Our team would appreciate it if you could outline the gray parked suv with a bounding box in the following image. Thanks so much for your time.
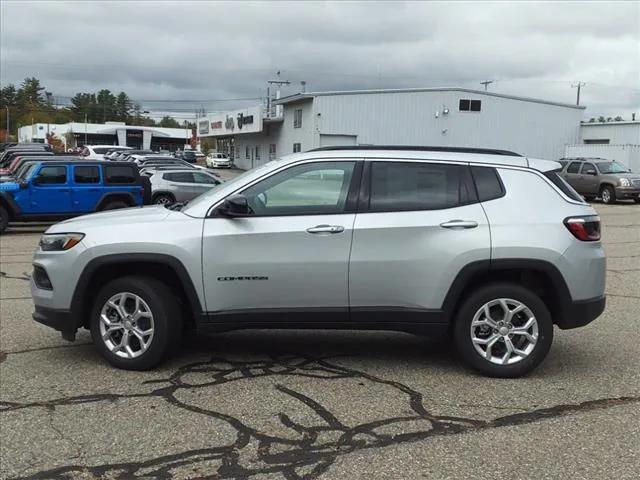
[559,157,640,204]
[31,146,606,377]
[149,169,222,205]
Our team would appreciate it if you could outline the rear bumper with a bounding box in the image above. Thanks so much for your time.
[556,295,606,330]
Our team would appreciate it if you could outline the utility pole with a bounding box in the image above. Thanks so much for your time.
[572,82,586,106]
[267,73,291,118]
[5,106,9,142]
[480,80,494,91]
[84,113,88,145]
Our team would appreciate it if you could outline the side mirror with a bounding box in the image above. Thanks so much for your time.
[19,181,28,189]
[31,177,41,185]
[585,169,597,176]
[218,194,251,217]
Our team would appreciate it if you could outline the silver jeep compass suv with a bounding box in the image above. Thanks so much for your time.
[31,146,606,377]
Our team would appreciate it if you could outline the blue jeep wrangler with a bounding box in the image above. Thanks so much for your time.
[0,161,146,233]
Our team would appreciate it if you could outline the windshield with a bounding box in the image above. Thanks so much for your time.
[597,162,629,174]
[18,163,38,180]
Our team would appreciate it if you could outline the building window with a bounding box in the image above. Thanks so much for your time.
[269,143,277,160]
[584,139,610,144]
[255,145,261,160]
[294,109,303,128]
[459,99,481,112]
[293,143,301,153]
[246,146,250,159]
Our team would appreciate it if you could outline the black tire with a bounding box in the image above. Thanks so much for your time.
[90,276,183,370]
[153,193,174,206]
[453,283,553,378]
[0,205,8,234]
[634,196,640,204]
[600,185,616,204]
[101,200,129,211]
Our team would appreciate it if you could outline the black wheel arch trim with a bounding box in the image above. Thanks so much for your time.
[69,253,204,330]
[0,191,20,217]
[441,258,602,328]
[95,192,137,210]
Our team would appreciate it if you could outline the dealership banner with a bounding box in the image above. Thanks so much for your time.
[200,106,263,136]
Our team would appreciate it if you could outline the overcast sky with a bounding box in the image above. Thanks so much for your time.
[1,1,638,119]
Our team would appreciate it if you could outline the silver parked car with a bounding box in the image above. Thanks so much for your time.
[559,157,640,204]
[31,146,606,377]
[149,169,222,205]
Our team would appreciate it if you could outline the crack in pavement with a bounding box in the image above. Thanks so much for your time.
[0,343,93,364]
[0,270,32,281]
[2,354,639,480]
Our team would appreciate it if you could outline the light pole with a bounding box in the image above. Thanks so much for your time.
[5,106,9,142]
[84,113,88,145]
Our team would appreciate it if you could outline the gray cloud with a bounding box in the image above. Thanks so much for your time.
[1,0,638,118]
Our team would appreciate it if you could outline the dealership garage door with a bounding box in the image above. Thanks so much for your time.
[319,134,357,147]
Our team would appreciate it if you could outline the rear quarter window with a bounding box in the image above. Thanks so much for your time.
[471,166,505,201]
[543,170,584,202]
[104,165,137,184]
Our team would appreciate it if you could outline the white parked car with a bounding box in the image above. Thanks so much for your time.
[206,152,232,168]
[82,145,122,160]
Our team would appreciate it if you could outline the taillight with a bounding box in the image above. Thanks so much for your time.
[564,216,601,241]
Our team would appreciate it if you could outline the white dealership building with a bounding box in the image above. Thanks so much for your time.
[199,87,586,170]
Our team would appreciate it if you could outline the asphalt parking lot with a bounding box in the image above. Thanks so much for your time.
[0,202,638,480]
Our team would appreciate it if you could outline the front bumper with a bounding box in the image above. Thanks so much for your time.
[556,295,606,330]
[615,187,640,199]
[33,305,78,340]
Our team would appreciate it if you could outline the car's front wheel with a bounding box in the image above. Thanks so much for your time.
[153,194,174,205]
[600,185,616,204]
[90,276,182,370]
[454,283,553,377]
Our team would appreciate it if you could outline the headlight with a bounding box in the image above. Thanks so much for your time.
[619,178,631,187]
[39,233,84,251]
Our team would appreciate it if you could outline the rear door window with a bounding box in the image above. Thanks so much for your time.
[105,165,137,184]
[74,166,100,184]
[368,162,474,212]
[581,162,596,174]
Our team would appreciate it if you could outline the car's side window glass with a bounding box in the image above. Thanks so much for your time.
[241,161,356,216]
[566,162,581,174]
[74,166,100,184]
[36,166,67,185]
[581,163,596,174]
[165,172,195,183]
[105,166,136,184]
[369,162,467,212]
[193,172,219,184]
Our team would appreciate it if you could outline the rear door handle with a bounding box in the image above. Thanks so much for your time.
[440,220,478,229]
[306,225,345,234]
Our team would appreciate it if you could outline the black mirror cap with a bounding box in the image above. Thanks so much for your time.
[219,194,250,217]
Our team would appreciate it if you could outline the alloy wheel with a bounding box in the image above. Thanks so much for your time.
[601,189,611,203]
[470,298,539,365]
[99,292,155,359]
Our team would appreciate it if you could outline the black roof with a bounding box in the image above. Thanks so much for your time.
[309,145,523,157]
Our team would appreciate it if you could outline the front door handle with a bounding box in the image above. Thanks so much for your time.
[440,220,478,229]
[306,225,344,234]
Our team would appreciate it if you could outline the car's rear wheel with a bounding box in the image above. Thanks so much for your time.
[634,196,640,204]
[101,200,129,211]
[0,205,8,234]
[153,194,174,205]
[454,283,553,378]
[90,276,182,370]
[600,185,616,204]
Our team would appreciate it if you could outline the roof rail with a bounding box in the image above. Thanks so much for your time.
[309,145,523,157]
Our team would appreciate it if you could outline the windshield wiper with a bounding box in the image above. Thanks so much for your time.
[167,200,189,211]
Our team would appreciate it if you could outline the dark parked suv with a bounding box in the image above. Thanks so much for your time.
[559,157,640,204]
